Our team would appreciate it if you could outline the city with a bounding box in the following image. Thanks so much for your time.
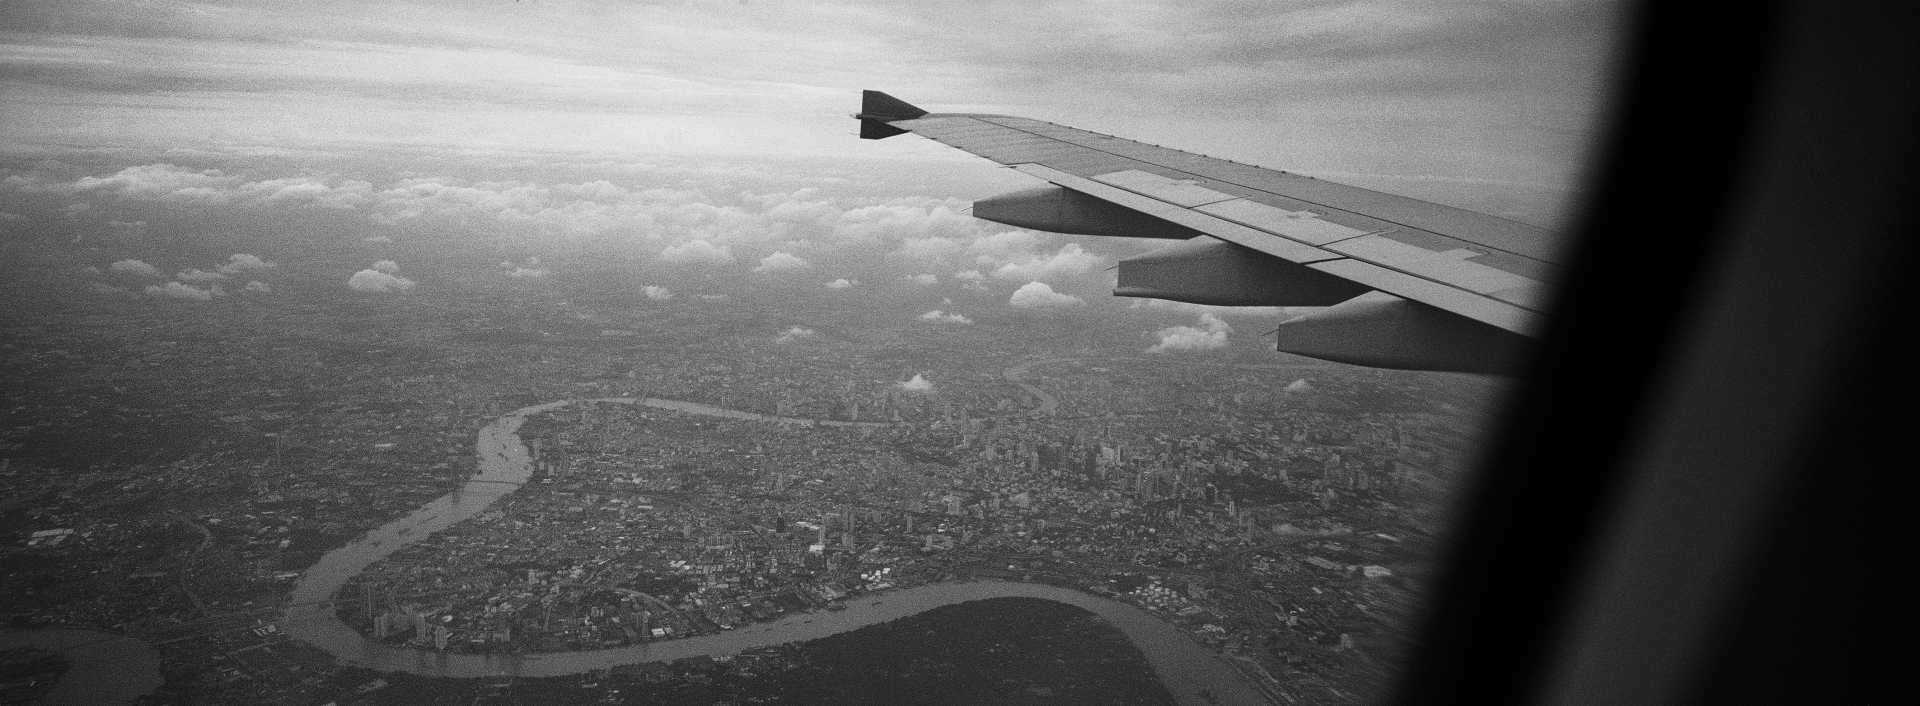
[1,253,1501,703]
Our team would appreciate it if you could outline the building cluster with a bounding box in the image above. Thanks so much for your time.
[330,389,1476,706]
[1,289,1500,703]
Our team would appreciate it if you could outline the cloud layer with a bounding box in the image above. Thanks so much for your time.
[0,0,1616,216]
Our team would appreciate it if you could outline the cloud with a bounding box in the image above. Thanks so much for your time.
[660,238,734,265]
[68,164,373,209]
[107,220,147,238]
[897,374,935,392]
[1147,313,1231,353]
[175,268,228,283]
[643,285,674,300]
[774,326,817,344]
[217,253,276,274]
[953,269,989,291]
[144,281,220,301]
[905,273,939,286]
[243,280,272,294]
[893,236,963,265]
[348,269,416,293]
[500,256,543,277]
[918,310,973,325]
[0,0,1609,215]
[1007,281,1084,309]
[836,202,980,248]
[1284,379,1315,393]
[75,164,237,203]
[109,259,161,278]
[966,230,1049,266]
[990,243,1105,281]
[824,278,857,289]
[751,251,811,274]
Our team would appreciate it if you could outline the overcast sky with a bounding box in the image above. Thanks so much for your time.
[0,0,1624,359]
[2,0,1621,193]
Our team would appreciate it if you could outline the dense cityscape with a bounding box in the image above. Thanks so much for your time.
[0,242,1503,704]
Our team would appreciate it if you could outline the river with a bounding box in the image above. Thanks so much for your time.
[281,396,1270,704]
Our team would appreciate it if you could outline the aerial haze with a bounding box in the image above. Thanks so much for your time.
[1,1,1619,703]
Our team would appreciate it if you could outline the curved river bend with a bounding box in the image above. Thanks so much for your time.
[283,397,1267,705]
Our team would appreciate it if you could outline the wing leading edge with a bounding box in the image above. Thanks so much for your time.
[856,90,1559,374]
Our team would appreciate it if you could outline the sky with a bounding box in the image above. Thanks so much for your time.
[0,0,1623,351]
[1,0,1620,183]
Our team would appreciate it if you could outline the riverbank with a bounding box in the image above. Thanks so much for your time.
[281,396,1268,705]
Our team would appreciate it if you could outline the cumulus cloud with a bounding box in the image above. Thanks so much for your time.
[348,269,416,293]
[752,251,811,274]
[906,273,939,286]
[218,253,276,274]
[109,259,161,278]
[835,201,978,248]
[897,374,935,392]
[824,278,858,289]
[175,268,228,283]
[1147,313,1232,353]
[243,280,272,294]
[1007,281,1084,309]
[991,243,1105,281]
[75,164,236,203]
[372,259,401,274]
[660,238,734,265]
[918,310,974,325]
[774,326,817,344]
[1284,379,1315,393]
[145,281,219,301]
[643,285,674,300]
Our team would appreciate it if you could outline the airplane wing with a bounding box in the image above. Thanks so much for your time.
[856,90,1559,374]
